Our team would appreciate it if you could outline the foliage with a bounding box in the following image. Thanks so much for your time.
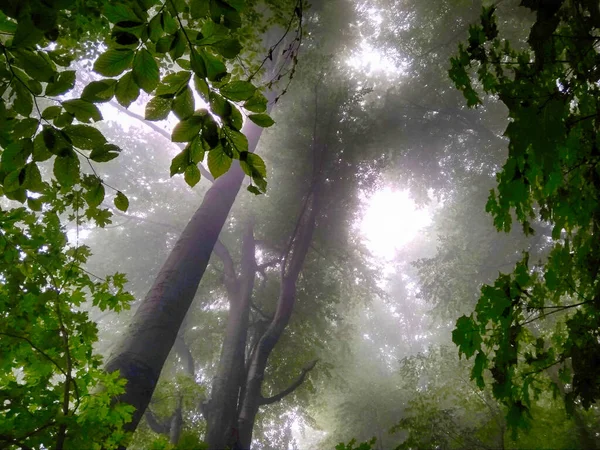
[335,437,377,450]
[0,205,135,449]
[0,0,296,448]
[450,1,600,435]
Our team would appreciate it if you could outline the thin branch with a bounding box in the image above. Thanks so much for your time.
[260,359,318,405]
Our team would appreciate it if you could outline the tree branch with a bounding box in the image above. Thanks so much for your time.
[259,359,318,405]
[145,408,171,435]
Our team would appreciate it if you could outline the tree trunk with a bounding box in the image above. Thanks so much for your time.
[206,223,256,450]
[236,179,322,449]
[104,114,269,436]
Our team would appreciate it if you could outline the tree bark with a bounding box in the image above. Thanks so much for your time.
[206,223,256,450]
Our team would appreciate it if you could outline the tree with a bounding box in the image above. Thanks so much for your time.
[449,2,600,439]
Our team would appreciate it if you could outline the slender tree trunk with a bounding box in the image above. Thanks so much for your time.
[236,180,322,449]
[104,115,269,436]
[206,223,256,450]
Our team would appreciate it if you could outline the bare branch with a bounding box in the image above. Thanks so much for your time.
[260,359,318,405]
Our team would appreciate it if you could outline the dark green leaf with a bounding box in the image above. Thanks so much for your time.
[93,49,135,77]
[85,183,105,208]
[63,125,107,150]
[132,49,159,93]
[114,191,129,212]
[22,162,44,192]
[199,50,227,81]
[220,80,255,102]
[145,96,172,121]
[13,118,39,139]
[90,144,121,162]
[33,133,52,162]
[81,80,117,103]
[53,149,80,187]
[41,106,62,120]
[104,3,141,24]
[16,49,55,82]
[115,72,140,107]
[155,71,191,96]
[62,99,103,123]
[45,70,76,96]
[173,87,195,119]
[213,39,242,58]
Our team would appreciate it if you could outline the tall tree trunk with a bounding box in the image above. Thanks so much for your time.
[206,223,256,450]
[104,110,271,436]
[236,179,322,449]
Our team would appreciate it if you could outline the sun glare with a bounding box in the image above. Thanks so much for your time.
[359,188,431,259]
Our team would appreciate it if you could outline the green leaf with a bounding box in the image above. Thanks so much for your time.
[155,71,191,96]
[172,116,203,142]
[13,81,33,116]
[199,50,227,81]
[104,3,141,24]
[27,197,42,211]
[53,149,80,187]
[62,99,103,123]
[63,125,107,150]
[173,87,195,119]
[41,106,62,120]
[85,182,105,208]
[209,92,230,118]
[27,79,43,95]
[169,148,189,176]
[156,35,174,53]
[115,72,140,107]
[248,113,274,128]
[145,96,172,121]
[22,162,44,192]
[213,39,242,58]
[220,80,256,102]
[1,140,31,173]
[190,0,210,18]
[170,30,187,60]
[3,169,24,193]
[194,75,210,100]
[94,49,135,77]
[184,164,201,187]
[114,191,129,212]
[33,133,53,162]
[16,49,55,82]
[90,144,121,162]
[148,13,163,42]
[190,49,207,78]
[187,137,205,163]
[247,185,261,195]
[225,127,248,153]
[240,153,266,178]
[208,145,232,178]
[81,80,117,103]
[243,91,268,113]
[13,118,39,139]
[132,49,159,93]
[45,70,76,96]
[452,315,482,359]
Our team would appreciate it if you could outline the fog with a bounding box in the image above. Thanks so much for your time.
[2,0,599,449]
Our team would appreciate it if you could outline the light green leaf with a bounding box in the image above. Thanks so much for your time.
[184,164,201,187]
[104,3,141,24]
[94,49,135,77]
[208,145,232,178]
[172,116,203,142]
[145,96,172,121]
[170,148,189,176]
[248,113,274,128]
[132,49,159,93]
[220,80,256,102]
[243,91,268,113]
[155,71,191,96]
[225,127,248,153]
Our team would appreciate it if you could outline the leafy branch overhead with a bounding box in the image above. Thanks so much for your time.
[0,0,278,228]
[450,2,600,436]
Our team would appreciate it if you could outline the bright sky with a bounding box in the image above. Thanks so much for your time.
[358,188,431,260]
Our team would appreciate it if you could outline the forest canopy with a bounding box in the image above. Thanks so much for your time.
[0,0,599,449]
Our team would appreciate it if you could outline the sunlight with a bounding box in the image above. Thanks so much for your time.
[359,188,431,259]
